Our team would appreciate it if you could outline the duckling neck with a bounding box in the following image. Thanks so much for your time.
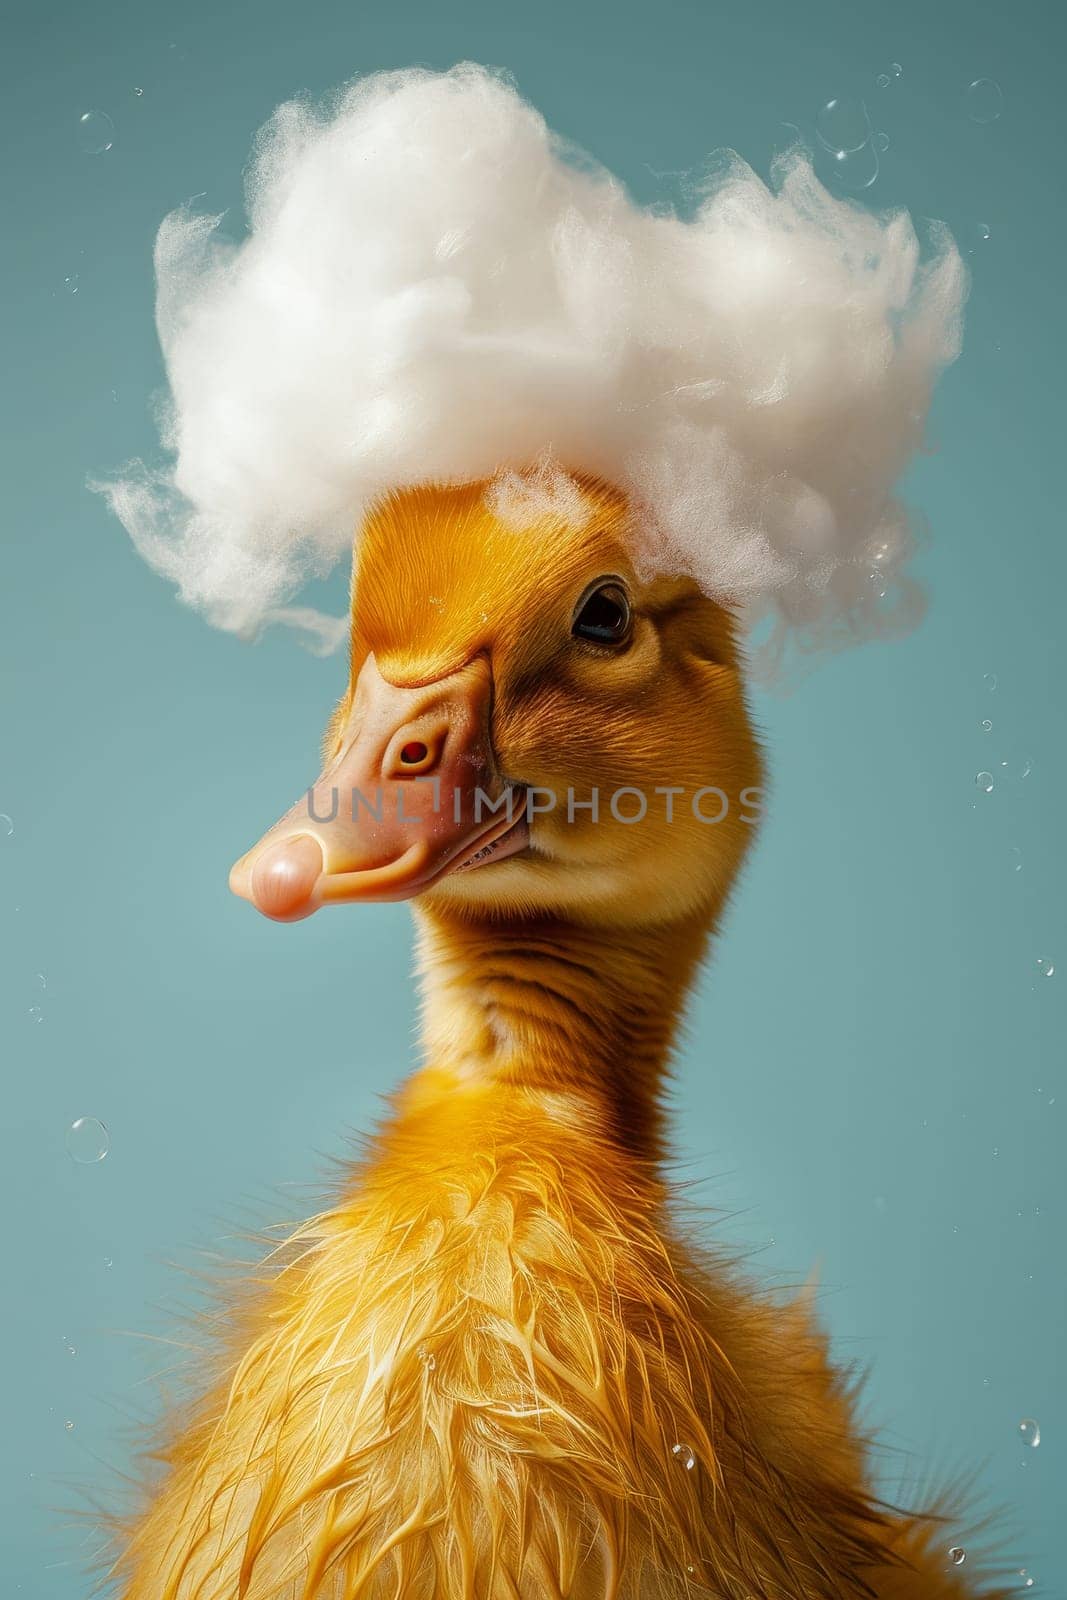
[406,904,713,1159]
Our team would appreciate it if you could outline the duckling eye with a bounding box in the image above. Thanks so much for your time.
[572,581,633,647]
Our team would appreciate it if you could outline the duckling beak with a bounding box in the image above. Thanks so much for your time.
[228,653,527,921]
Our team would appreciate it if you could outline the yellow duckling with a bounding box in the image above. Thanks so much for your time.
[112,477,1003,1598]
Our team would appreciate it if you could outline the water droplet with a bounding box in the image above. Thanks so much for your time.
[1036,959,1055,980]
[671,1442,696,1471]
[64,1419,75,1432]
[28,1006,43,1024]
[984,672,998,692]
[418,1345,436,1372]
[77,109,115,154]
[816,96,871,154]
[966,78,1004,124]
[1018,1417,1040,1448]
[949,1547,966,1567]
[1018,1570,1035,1589]
[0,814,12,836]
[981,719,992,733]
[66,1117,110,1164]
[976,772,994,793]
[876,73,890,89]
[64,274,80,295]
[874,130,890,152]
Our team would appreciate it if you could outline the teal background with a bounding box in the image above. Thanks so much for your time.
[1,0,1063,1591]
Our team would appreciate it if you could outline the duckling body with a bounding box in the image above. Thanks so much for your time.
[115,482,1002,1597]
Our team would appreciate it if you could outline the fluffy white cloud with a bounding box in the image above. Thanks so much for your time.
[95,63,965,677]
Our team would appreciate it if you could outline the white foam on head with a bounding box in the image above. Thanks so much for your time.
[485,455,594,533]
[94,63,966,675]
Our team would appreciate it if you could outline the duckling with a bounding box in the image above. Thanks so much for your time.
[112,476,1004,1599]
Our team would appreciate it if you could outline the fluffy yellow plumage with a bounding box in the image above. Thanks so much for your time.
[111,479,1005,1598]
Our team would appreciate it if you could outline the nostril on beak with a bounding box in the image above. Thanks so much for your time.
[386,724,447,779]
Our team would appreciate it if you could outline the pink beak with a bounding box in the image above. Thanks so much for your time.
[228,654,528,921]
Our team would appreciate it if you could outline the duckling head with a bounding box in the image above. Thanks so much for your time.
[230,470,762,931]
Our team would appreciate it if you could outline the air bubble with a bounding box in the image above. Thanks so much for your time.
[949,1547,966,1567]
[966,78,1004,124]
[977,223,992,242]
[976,772,994,793]
[77,109,115,154]
[671,1442,696,1471]
[815,96,871,154]
[983,672,998,691]
[874,130,890,152]
[1036,959,1055,980]
[64,1420,75,1432]
[890,62,903,77]
[827,140,880,192]
[28,1006,43,1024]
[1018,1417,1040,1448]
[981,719,992,733]
[1009,847,1023,872]
[0,814,12,836]
[876,74,890,89]
[133,86,144,97]
[64,274,80,295]
[1018,1571,1034,1589]
[66,1117,110,1164]
[418,1345,436,1372]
